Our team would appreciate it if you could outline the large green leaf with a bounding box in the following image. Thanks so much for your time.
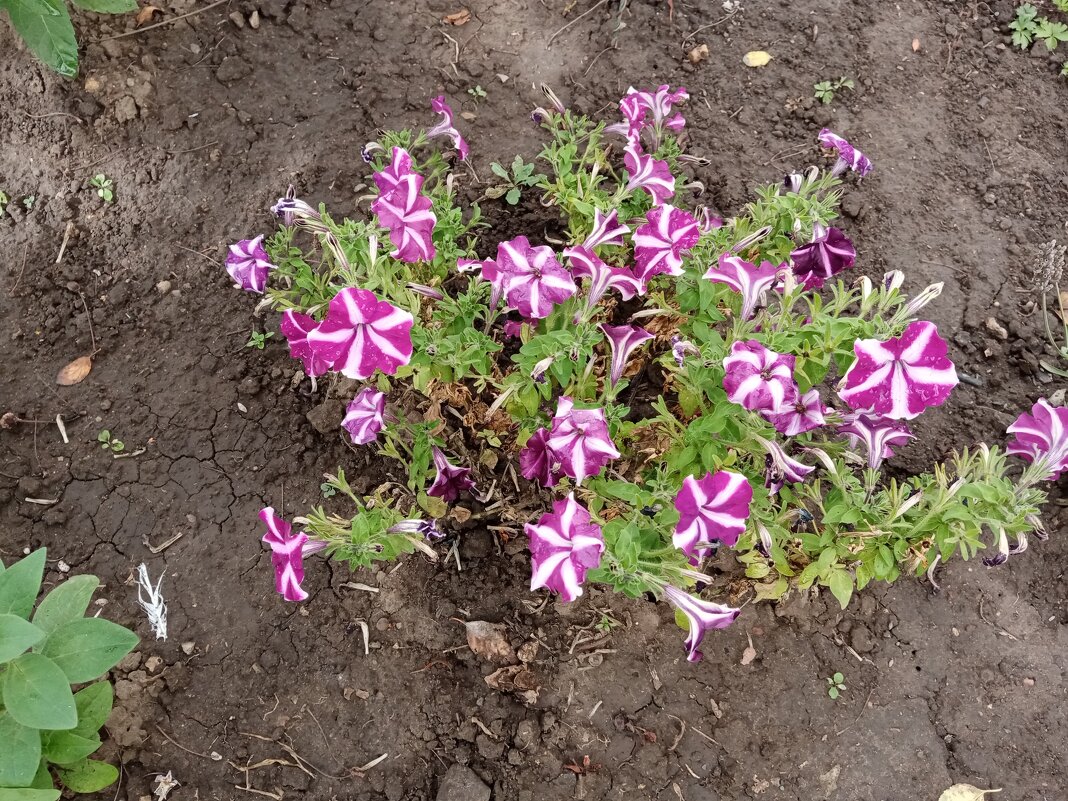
[1,652,77,730]
[0,613,46,663]
[72,681,113,735]
[1,0,78,78]
[42,730,101,765]
[0,548,46,619]
[0,710,42,787]
[70,0,136,11]
[39,618,137,683]
[55,759,118,793]
[31,576,99,635]
[0,790,60,801]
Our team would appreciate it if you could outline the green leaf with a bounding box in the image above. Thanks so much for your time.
[489,162,510,180]
[31,575,99,634]
[55,759,118,793]
[0,548,47,619]
[505,187,521,205]
[30,759,54,789]
[1,0,79,78]
[827,686,839,699]
[42,730,101,765]
[39,618,138,683]
[0,613,46,662]
[69,0,136,11]
[1,652,77,729]
[72,682,113,735]
[0,709,42,786]
[827,569,854,609]
[0,790,60,801]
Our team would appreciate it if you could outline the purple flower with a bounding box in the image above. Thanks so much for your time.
[671,336,699,367]
[703,253,782,320]
[260,507,325,603]
[271,192,319,226]
[757,437,815,494]
[722,340,799,413]
[373,146,415,193]
[838,321,958,420]
[609,85,689,146]
[502,319,525,339]
[496,236,577,319]
[342,388,387,445]
[520,427,564,488]
[307,287,414,380]
[662,584,739,663]
[818,129,873,177]
[633,204,700,287]
[696,207,724,232]
[762,388,827,436]
[1006,398,1068,480]
[225,236,275,293]
[388,519,444,541]
[566,246,643,310]
[623,139,675,205]
[600,324,654,388]
[371,173,437,263]
[280,310,332,377]
[547,397,621,485]
[427,446,476,502]
[427,95,469,161]
[790,224,856,290]
[840,412,913,470]
[525,493,605,603]
[673,470,753,561]
[582,209,630,250]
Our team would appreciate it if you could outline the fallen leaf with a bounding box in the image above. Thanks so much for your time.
[56,355,92,386]
[449,505,472,524]
[937,785,1001,801]
[460,110,477,121]
[444,8,471,25]
[740,632,757,665]
[742,50,772,68]
[688,43,709,64]
[464,620,517,663]
[135,5,161,25]
[516,640,539,663]
[912,37,922,52]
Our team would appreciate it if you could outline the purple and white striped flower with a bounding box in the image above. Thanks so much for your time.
[703,253,782,320]
[459,257,507,309]
[271,191,319,226]
[566,246,643,310]
[818,129,873,177]
[838,321,958,420]
[600,324,654,388]
[388,518,444,541]
[661,583,739,663]
[757,437,815,494]
[623,139,675,205]
[608,85,689,145]
[342,388,387,445]
[372,147,415,193]
[525,493,605,603]
[763,388,828,436]
[722,340,799,413]
[260,507,326,603]
[633,204,700,287]
[225,236,275,293]
[520,427,564,488]
[839,412,913,470]
[280,310,332,377]
[673,471,753,561]
[427,446,476,502]
[1006,398,1068,480]
[582,208,630,250]
[790,224,856,290]
[496,236,577,319]
[427,95,469,161]
[306,287,414,380]
[372,173,437,263]
[547,397,621,485]
[671,336,699,367]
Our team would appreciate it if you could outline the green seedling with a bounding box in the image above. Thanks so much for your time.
[22,194,35,211]
[245,330,275,350]
[96,430,124,454]
[0,190,8,216]
[487,156,546,206]
[89,174,114,203]
[1010,4,1040,48]
[320,482,338,498]
[1061,60,1068,76]
[813,77,855,105]
[467,84,487,101]
[1035,17,1068,50]
[826,672,847,699]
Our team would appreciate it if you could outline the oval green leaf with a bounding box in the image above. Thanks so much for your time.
[39,618,138,683]
[0,548,46,619]
[0,790,61,801]
[55,758,119,793]
[32,575,99,634]
[69,0,137,11]
[43,730,102,765]
[2,0,78,77]
[0,710,42,786]
[0,613,46,663]
[72,681,114,735]
[1,652,77,730]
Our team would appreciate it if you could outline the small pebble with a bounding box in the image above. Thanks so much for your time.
[1023,677,1035,687]
[181,641,196,655]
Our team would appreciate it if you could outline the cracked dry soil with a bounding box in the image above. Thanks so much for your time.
[2,0,1067,799]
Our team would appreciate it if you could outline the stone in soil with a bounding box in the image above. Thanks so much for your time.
[435,764,490,801]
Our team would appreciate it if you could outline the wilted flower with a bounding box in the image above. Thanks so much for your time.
[783,172,803,193]
[280,310,332,377]
[899,282,945,319]
[722,340,799,413]
[661,583,739,662]
[884,270,905,292]
[839,412,913,470]
[1006,398,1068,480]
[525,493,605,603]
[633,204,700,287]
[502,319,525,339]
[838,320,958,420]
[695,207,724,232]
[600,324,654,388]
[388,518,444,541]
[427,95,469,161]
[790,223,856,289]
[582,208,630,250]
[763,388,828,436]
[496,236,577,319]
[608,85,689,146]
[271,192,319,226]
[671,336,699,367]
[547,396,621,485]
[623,139,675,205]
[427,446,476,502]
[818,128,873,177]
[307,287,414,380]
[406,283,446,301]
[673,470,753,561]
[260,507,326,603]
[371,173,437,263]
[342,388,387,445]
[520,427,564,488]
[566,246,643,310]
[757,436,815,493]
[372,146,415,193]
[703,253,783,320]
[225,236,275,293]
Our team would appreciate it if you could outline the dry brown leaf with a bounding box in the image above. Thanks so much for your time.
[516,640,539,663]
[937,785,1001,801]
[444,8,471,25]
[135,5,162,25]
[460,111,477,121]
[485,664,540,691]
[740,632,757,665]
[56,355,92,386]
[464,621,517,664]
[449,506,473,524]
[687,43,709,64]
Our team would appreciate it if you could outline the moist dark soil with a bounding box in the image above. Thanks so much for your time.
[2,1,1067,799]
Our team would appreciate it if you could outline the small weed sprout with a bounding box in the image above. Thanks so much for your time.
[21,195,35,211]
[136,562,168,640]
[90,173,115,202]
[1061,60,1068,76]
[467,84,487,101]
[320,481,338,498]
[245,330,275,349]
[813,77,855,105]
[826,672,847,699]
[0,189,8,216]
[1056,0,1068,12]
[1035,16,1068,49]
[1010,4,1039,48]
[1036,237,1068,376]
[487,155,546,205]
[97,430,125,453]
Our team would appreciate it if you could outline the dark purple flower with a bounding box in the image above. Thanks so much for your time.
[662,584,739,663]
[790,224,856,290]
[547,397,621,485]
[839,412,913,470]
[633,204,700,287]
[280,310,332,377]
[261,507,326,603]
[496,236,577,319]
[427,446,476,502]
[342,388,387,445]
[582,209,630,250]
[388,518,444,541]
[600,324,654,388]
[763,388,827,436]
[722,340,799,413]
[671,336,699,367]
[704,253,782,320]
[1006,398,1068,480]
[225,236,275,293]
[818,129,873,177]
[673,470,753,561]
[566,246,643,310]
[372,146,415,193]
[520,427,564,488]
[427,95,469,161]
[757,437,815,494]
[372,173,437,263]
[526,493,605,603]
[306,287,414,380]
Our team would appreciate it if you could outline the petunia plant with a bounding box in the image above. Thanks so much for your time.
[226,89,1059,661]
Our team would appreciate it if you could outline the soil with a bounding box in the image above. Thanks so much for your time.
[2,1,1067,800]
